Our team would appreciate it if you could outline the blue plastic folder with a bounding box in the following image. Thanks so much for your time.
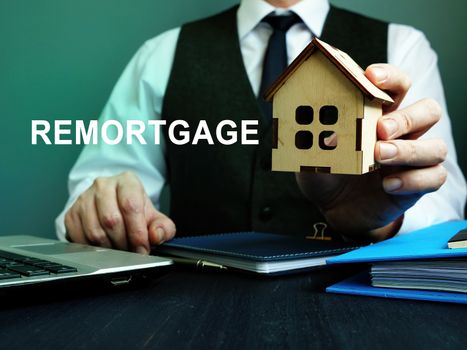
[327,272,467,305]
[326,220,467,304]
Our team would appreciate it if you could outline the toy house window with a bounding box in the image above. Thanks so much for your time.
[356,118,362,151]
[319,131,337,150]
[295,131,313,149]
[296,106,313,125]
[319,106,338,125]
[318,106,338,150]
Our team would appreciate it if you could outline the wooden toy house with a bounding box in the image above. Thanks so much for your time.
[264,38,394,175]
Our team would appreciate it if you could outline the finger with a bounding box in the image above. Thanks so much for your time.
[78,194,113,248]
[94,178,128,251]
[116,172,149,254]
[382,165,447,195]
[323,132,337,148]
[144,196,176,245]
[365,64,411,112]
[377,98,442,141]
[376,139,447,167]
[79,194,113,248]
[64,207,89,245]
[147,208,176,246]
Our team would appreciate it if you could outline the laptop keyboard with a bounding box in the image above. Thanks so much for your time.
[0,250,78,280]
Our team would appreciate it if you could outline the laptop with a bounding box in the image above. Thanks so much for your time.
[0,235,172,289]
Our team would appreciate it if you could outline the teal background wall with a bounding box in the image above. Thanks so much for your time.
[1,0,466,238]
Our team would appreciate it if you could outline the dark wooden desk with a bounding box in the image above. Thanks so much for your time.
[0,266,465,349]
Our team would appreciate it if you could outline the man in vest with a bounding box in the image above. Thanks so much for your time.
[57,0,466,254]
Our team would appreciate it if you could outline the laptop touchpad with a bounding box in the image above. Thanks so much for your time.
[16,242,104,255]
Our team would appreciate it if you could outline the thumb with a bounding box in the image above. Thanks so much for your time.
[144,197,176,245]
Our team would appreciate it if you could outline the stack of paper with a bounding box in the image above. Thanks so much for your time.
[370,259,467,293]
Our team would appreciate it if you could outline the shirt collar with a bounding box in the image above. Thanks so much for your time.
[237,0,330,39]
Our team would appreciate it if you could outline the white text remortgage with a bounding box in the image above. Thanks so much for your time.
[31,119,259,146]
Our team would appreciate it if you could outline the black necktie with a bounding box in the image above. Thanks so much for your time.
[258,13,303,122]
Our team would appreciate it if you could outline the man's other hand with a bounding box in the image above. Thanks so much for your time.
[65,171,176,254]
[296,64,447,242]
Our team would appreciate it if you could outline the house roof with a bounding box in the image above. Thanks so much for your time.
[264,38,394,105]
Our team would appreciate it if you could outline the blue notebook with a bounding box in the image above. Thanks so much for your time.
[326,220,467,304]
[154,232,359,274]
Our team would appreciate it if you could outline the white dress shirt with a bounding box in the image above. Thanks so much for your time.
[56,0,466,240]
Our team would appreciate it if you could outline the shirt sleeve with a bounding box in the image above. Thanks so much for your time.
[388,24,466,233]
[55,27,181,240]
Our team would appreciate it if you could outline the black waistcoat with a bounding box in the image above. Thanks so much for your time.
[161,5,388,237]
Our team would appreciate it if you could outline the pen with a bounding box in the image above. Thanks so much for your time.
[170,257,228,271]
